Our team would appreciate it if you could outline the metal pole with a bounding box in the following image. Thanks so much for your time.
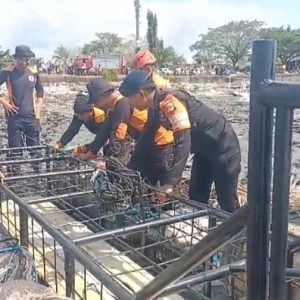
[74,210,208,245]
[287,249,294,300]
[204,215,217,297]
[64,249,75,298]
[269,108,293,299]
[28,190,94,205]
[246,39,276,300]
[157,263,300,299]
[5,168,93,182]
[156,260,246,299]
[0,155,69,166]
[0,185,134,300]
[0,145,48,153]
[259,81,300,108]
[135,205,248,300]
[19,209,29,247]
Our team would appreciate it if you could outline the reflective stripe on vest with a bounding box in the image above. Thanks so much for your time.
[129,108,174,146]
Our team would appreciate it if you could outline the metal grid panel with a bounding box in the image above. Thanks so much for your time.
[0,145,247,299]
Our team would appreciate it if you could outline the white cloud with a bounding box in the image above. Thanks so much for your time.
[0,0,286,59]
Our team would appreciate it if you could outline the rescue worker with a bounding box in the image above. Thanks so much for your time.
[76,78,169,180]
[119,70,241,213]
[74,79,132,163]
[54,81,106,153]
[0,45,44,173]
[132,50,169,88]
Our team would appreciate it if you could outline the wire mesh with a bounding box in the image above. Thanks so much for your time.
[0,145,248,299]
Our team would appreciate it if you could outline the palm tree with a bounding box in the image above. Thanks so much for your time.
[134,0,141,41]
[53,45,71,72]
[0,47,12,69]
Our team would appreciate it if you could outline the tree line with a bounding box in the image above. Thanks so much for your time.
[2,17,300,71]
[190,20,300,70]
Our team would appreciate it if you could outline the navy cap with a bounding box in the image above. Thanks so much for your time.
[74,92,93,114]
[86,78,114,103]
[119,70,150,97]
[13,45,35,59]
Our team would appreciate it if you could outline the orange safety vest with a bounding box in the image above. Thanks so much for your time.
[129,108,174,146]
[91,107,106,123]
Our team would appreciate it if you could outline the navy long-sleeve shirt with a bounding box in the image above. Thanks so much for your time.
[59,109,105,147]
[88,97,131,156]
[0,66,44,118]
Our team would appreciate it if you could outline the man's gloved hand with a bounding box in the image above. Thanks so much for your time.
[72,145,88,157]
[53,142,64,152]
[74,150,97,161]
[156,184,173,203]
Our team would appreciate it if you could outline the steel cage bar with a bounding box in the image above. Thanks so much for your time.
[247,39,300,300]
[246,39,275,300]
[0,184,134,300]
[135,205,248,300]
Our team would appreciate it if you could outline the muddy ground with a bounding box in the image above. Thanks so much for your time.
[1,81,300,184]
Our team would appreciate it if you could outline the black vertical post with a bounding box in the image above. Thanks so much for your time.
[204,216,217,298]
[246,40,276,300]
[287,249,294,300]
[19,209,29,247]
[269,108,293,299]
[64,249,75,298]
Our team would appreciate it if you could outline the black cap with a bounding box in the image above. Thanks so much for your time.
[86,78,114,103]
[13,45,35,59]
[74,93,93,114]
[119,70,150,97]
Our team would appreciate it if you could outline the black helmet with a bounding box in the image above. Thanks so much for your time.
[74,92,93,114]
[86,78,114,103]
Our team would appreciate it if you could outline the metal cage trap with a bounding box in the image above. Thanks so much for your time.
[0,144,248,300]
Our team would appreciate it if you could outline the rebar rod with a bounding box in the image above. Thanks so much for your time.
[157,262,300,299]
[74,210,208,245]
[0,145,48,152]
[156,260,246,298]
[135,205,248,300]
[5,169,94,182]
[28,190,94,204]
[270,107,293,299]
[0,184,134,300]
[0,155,69,166]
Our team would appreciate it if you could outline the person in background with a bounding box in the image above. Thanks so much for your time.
[120,70,241,213]
[0,45,44,173]
[132,50,169,88]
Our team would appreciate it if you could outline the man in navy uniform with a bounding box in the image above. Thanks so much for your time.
[0,45,44,172]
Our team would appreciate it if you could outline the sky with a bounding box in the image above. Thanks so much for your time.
[0,0,299,61]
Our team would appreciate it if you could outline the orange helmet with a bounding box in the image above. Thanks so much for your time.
[132,50,157,69]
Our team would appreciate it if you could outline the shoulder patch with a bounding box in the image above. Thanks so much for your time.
[2,64,14,72]
[160,95,191,132]
[152,73,169,88]
[28,66,38,74]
